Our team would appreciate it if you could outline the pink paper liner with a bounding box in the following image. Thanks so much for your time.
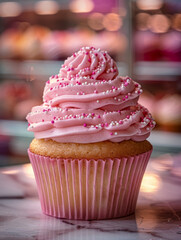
[28,149,152,220]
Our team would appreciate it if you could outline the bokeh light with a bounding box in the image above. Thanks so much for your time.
[88,13,104,31]
[136,13,150,31]
[70,0,94,13]
[103,13,122,31]
[35,0,59,15]
[148,14,170,33]
[172,14,181,32]
[136,0,163,10]
[0,2,22,17]
[140,173,161,193]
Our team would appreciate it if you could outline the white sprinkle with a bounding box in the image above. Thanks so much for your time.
[114,132,118,135]
[97,100,100,103]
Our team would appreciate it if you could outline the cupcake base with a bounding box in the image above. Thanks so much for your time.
[28,149,152,220]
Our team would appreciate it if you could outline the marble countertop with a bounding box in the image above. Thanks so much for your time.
[0,152,181,240]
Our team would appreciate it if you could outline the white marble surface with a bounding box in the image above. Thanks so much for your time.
[0,153,181,240]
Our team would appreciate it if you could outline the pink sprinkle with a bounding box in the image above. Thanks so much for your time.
[83,123,87,127]
[73,53,76,57]
[125,95,128,99]
[28,123,30,126]
[55,75,58,78]
[50,88,53,90]
[105,122,108,127]
[42,119,44,122]
[110,132,113,135]
[122,98,125,101]
[92,113,95,117]
[94,90,98,93]
[101,123,104,127]
[47,80,50,84]
[88,58,91,62]
[51,120,54,124]
[95,53,98,57]
[92,71,95,75]
[126,115,130,119]
[98,115,101,118]
[114,69,117,72]
[86,52,89,55]
[125,82,128,86]
[119,120,123,124]
[112,86,115,89]
[53,116,56,119]
[73,116,76,118]
[51,75,54,78]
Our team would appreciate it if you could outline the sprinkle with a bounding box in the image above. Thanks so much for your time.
[51,120,54,124]
[94,90,98,94]
[97,100,100,103]
[114,132,118,135]
[110,132,113,135]
[119,120,123,124]
[83,123,87,127]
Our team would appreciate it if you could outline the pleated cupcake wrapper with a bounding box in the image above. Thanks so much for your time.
[28,149,152,220]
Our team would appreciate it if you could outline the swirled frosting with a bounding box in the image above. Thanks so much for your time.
[27,47,155,143]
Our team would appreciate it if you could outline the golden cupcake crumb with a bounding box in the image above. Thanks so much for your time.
[30,138,152,159]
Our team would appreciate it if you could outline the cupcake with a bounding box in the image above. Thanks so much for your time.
[27,47,155,220]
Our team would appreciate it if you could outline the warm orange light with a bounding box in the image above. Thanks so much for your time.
[103,13,122,31]
[148,14,170,33]
[35,0,59,15]
[1,169,19,175]
[172,14,181,32]
[88,13,104,31]
[0,2,22,17]
[136,13,150,31]
[136,0,163,10]
[23,164,35,179]
[140,173,161,193]
[70,0,94,13]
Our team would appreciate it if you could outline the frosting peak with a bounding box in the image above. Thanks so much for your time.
[59,46,118,81]
[27,47,155,143]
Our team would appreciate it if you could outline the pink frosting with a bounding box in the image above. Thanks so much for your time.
[26,47,155,143]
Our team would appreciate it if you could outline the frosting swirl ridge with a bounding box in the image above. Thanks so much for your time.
[27,47,155,143]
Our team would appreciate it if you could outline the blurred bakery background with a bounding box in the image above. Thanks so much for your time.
[0,0,180,166]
